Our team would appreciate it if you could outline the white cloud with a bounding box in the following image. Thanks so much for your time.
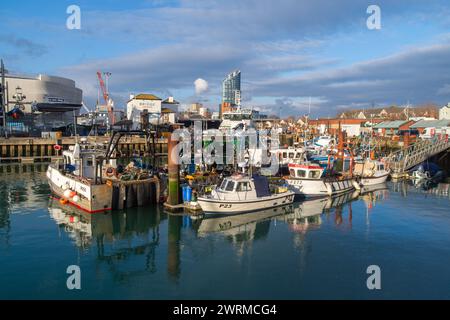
[194,78,209,95]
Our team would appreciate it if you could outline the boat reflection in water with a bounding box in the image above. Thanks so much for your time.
[280,189,360,232]
[47,186,385,283]
[195,188,362,239]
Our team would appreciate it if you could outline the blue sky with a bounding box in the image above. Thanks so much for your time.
[1,0,450,117]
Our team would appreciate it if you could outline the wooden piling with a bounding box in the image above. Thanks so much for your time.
[167,134,180,206]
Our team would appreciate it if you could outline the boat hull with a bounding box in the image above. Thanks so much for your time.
[46,166,112,214]
[197,192,295,214]
[353,172,389,189]
[286,177,355,197]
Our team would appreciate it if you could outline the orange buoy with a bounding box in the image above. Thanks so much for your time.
[69,191,77,198]
[59,198,68,205]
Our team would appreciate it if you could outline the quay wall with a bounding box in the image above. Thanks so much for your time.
[0,136,168,164]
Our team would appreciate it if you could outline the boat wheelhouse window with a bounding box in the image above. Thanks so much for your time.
[283,152,287,158]
[288,153,294,159]
[225,181,235,191]
[236,182,251,191]
[295,153,301,158]
[379,164,385,171]
[309,170,321,179]
[219,179,227,190]
[297,169,306,178]
[86,159,93,166]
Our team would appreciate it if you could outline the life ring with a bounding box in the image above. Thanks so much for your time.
[106,167,116,177]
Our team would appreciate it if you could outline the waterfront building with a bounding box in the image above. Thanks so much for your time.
[3,73,82,113]
[410,119,450,134]
[161,97,179,124]
[439,103,450,120]
[0,73,82,135]
[372,120,416,137]
[127,93,162,128]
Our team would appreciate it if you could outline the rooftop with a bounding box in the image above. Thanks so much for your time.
[410,119,450,128]
[373,120,411,129]
[161,107,176,113]
[130,94,162,101]
[162,97,180,104]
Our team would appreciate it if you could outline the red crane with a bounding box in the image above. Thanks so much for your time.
[96,71,109,104]
[96,71,115,125]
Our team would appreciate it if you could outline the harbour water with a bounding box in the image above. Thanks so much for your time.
[1,165,450,299]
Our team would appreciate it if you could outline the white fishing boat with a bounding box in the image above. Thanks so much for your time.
[352,159,390,189]
[46,142,114,213]
[285,161,355,198]
[197,174,295,214]
[46,131,159,213]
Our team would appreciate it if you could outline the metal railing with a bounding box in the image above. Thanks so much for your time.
[386,137,450,173]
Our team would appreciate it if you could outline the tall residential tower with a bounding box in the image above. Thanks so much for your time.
[222,70,241,106]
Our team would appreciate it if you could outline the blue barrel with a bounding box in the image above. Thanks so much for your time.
[181,184,188,202]
[185,186,192,202]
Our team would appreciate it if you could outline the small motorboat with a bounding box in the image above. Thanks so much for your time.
[410,162,445,183]
[197,174,295,214]
[352,159,390,189]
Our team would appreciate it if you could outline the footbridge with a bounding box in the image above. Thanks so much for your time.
[386,137,450,174]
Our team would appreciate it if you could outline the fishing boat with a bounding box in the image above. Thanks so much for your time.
[197,173,295,214]
[352,159,390,189]
[285,161,355,198]
[46,142,114,213]
[46,130,159,213]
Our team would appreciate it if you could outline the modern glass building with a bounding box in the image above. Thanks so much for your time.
[222,70,241,106]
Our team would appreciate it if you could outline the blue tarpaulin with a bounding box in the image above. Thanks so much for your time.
[252,175,271,197]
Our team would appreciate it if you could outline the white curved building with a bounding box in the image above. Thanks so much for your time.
[4,73,82,113]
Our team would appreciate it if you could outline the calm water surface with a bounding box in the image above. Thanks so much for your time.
[1,164,450,299]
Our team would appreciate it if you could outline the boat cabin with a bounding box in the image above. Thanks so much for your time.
[271,147,305,165]
[314,135,335,147]
[288,163,325,179]
[214,174,271,200]
[62,143,106,180]
[353,160,386,177]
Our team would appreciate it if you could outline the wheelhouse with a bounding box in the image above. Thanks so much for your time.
[288,163,324,179]
[217,176,253,193]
